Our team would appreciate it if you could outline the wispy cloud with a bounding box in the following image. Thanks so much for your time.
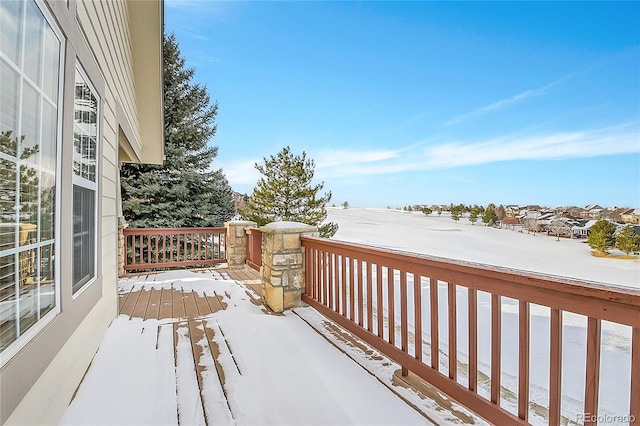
[315,122,640,180]
[222,160,260,186]
[444,79,560,126]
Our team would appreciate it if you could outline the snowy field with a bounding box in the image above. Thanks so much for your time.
[327,208,639,289]
[326,208,639,424]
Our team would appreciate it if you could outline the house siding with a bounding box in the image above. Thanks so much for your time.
[0,0,163,424]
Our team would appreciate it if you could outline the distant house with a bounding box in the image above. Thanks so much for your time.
[505,205,520,217]
[564,206,585,219]
[572,219,598,238]
[0,1,164,424]
[609,207,631,222]
[581,205,605,219]
[621,209,640,224]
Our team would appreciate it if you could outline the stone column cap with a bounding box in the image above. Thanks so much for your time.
[224,220,258,227]
[261,221,317,233]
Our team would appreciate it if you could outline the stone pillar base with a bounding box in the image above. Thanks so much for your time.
[260,222,318,313]
[224,220,257,269]
[117,218,127,277]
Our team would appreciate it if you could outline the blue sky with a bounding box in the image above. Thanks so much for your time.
[164,1,640,208]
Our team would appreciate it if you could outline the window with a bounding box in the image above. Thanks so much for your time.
[72,68,98,294]
[0,0,63,352]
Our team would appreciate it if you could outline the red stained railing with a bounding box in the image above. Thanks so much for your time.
[301,236,640,425]
[124,227,226,271]
[246,228,262,272]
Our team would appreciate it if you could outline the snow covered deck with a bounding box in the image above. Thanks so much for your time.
[60,267,481,425]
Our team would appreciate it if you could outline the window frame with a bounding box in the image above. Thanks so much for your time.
[71,65,100,297]
[0,0,64,366]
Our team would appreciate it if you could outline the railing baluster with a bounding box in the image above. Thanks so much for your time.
[468,288,478,393]
[400,271,408,376]
[518,300,530,421]
[154,234,159,264]
[147,235,151,265]
[630,327,639,421]
[316,250,324,303]
[341,255,347,316]
[328,252,334,310]
[430,277,439,370]
[583,317,601,426]
[349,258,355,321]
[324,252,329,307]
[491,294,501,405]
[366,262,373,332]
[357,259,363,327]
[311,249,320,300]
[549,308,563,425]
[183,232,187,262]
[388,268,395,345]
[449,282,457,381]
[170,233,174,263]
[377,265,384,337]
[414,274,422,362]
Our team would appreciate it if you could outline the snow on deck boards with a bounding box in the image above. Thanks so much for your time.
[61,268,480,426]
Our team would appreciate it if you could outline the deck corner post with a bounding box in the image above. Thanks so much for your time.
[224,220,257,269]
[260,222,318,313]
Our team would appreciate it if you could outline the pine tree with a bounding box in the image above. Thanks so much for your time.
[469,205,482,225]
[483,204,498,225]
[240,146,338,238]
[615,226,640,255]
[587,220,617,254]
[120,34,234,228]
[450,204,462,222]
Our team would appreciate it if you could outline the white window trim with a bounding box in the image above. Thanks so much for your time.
[0,0,64,368]
[71,64,100,298]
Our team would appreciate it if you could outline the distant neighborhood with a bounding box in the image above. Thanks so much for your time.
[404,203,640,239]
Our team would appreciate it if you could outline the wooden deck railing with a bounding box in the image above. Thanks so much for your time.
[246,228,262,272]
[124,227,226,272]
[301,236,640,425]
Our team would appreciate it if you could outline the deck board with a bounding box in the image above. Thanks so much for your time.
[158,288,173,319]
[144,288,162,321]
[172,284,186,319]
[183,290,200,319]
[119,286,140,318]
[131,289,152,319]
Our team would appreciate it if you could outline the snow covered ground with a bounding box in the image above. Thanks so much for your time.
[326,208,639,424]
[60,270,432,426]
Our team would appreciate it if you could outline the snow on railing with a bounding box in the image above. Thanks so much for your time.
[301,236,640,426]
[124,227,227,272]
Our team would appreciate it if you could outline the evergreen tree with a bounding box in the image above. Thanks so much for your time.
[120,34,234,227]
[615,226,640,255]
[421,206,432,215]
[483,204,498,225]
[469,205,483,225]
[450,204,462,222]
[587,220,617,254]
[240,146,338,238]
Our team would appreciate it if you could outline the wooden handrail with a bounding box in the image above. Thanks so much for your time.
[123,227,226,271]
[301,235,640,425]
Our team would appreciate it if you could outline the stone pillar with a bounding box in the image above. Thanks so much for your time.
[117,217,127,277]
[224,220,257,269]
[261,221,318,313]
